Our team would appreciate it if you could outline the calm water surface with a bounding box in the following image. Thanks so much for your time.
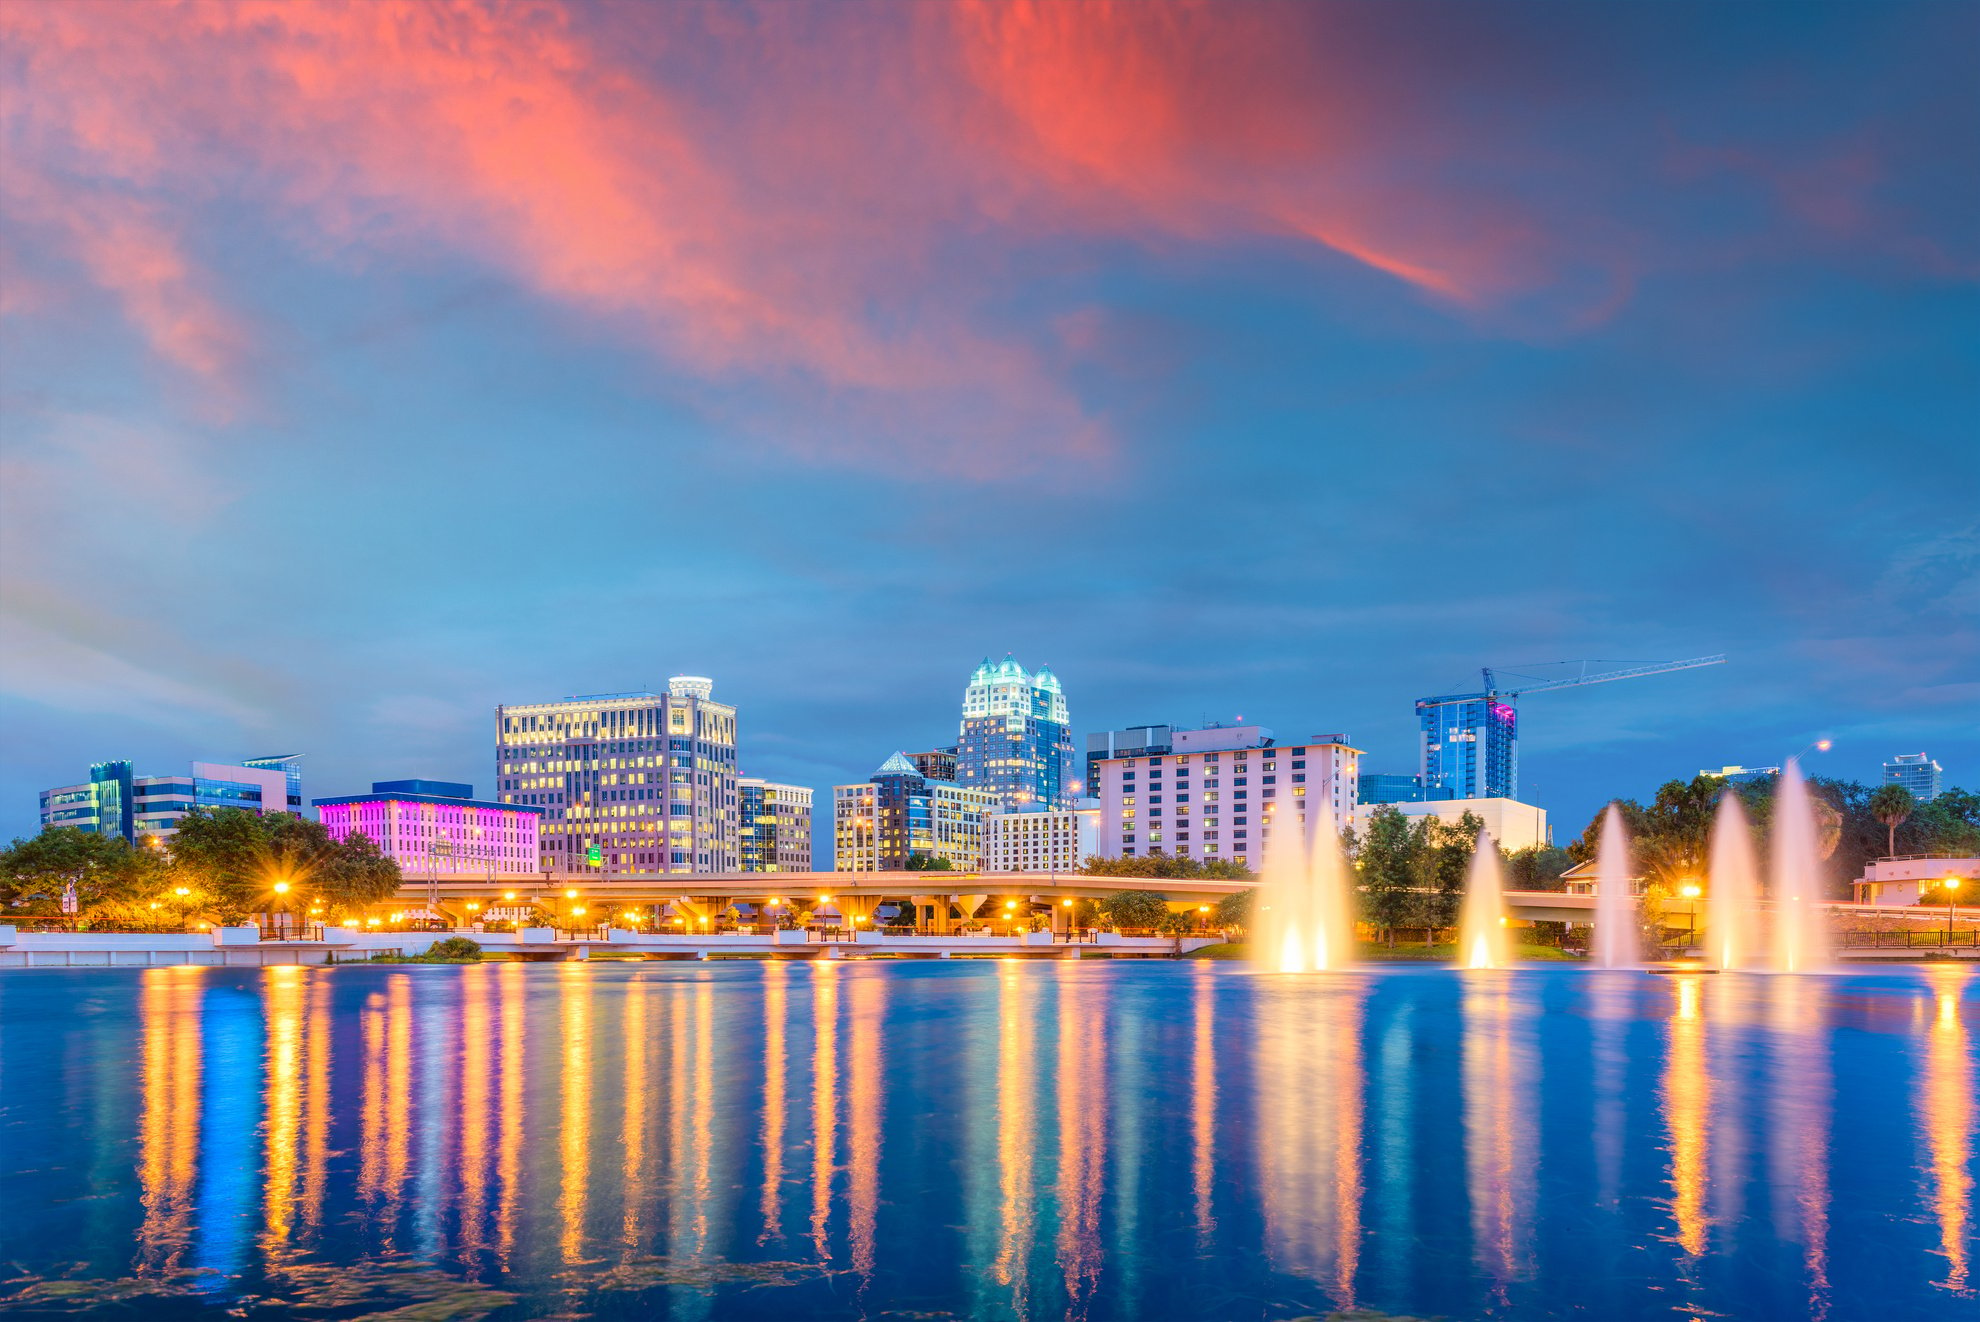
[0,960,1974,1321]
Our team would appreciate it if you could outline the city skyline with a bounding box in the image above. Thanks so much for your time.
[3,2,1975,845]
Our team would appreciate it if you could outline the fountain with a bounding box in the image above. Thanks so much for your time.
[1456,830,1511,969]
[1593,805,1637,968]
[1770,759,1830,972]
[1250,807,1357,973]
[1707,793,1762,971]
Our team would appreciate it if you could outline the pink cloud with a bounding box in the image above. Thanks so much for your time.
[2,1,1967,474]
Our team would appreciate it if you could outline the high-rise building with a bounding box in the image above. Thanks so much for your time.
[1084,724,1173,801]
[1884,753,1943,803]
[833,752,998,872]
[739,779,814,872]
[495,676,739,875]
[957,655,1075,808]
[985,803,1099,874]
[315,780,542,875]
[1417,694,1517,800]
[40,756,304,845]
[1092,724,1360,867]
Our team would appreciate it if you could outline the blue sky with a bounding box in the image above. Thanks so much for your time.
[2,1,1975,848]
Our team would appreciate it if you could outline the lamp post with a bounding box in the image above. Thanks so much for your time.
[1680,882,1701,953]
[1944,877,1962,945]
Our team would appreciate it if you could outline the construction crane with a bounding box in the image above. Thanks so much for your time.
[1416,655,1726,801]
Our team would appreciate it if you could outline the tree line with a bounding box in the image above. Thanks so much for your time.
[1,808,403,929]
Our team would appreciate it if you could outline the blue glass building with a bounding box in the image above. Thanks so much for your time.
[1416,694,1518,799]
[956,656,1075,810]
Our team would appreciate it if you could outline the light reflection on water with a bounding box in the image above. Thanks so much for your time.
[0,961,1974,1321]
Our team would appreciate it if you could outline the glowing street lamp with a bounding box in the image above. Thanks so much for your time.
[1944,877,1963,944]
[1679,882,1702,951]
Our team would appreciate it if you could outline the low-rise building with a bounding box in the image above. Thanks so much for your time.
[41,755,305,845]
[314,780,543,875]
[1350,795,1549,854]
[1852,855,1978,905]
[740,779,814,872]
[834,752,998,872]
[1092,723,1360,868]
[985,802,1099,874]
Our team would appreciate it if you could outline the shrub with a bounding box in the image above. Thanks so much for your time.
[426,937,483,961]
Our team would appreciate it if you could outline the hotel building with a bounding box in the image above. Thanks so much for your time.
[984,803,1099,874]
[740,779,815,872]
[315,780,543,875]
[495,676,739,875]
[1884,752,1943,803]
[957,655,1076,808]
[834,752,999,872]
[40,755,305,845]
[1092,724,1361,867]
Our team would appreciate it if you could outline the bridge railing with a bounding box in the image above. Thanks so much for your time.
[1836,928,1980,950]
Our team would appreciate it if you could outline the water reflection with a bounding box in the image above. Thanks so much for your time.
[1922,969,1974,1293]
[1256,978,1365,1311]
[1662,974,1711,1257]
[1768,975,1832,1319]
[137,972,203,1273]
[1463,974,1534,1291]
[0,962,1960,1322]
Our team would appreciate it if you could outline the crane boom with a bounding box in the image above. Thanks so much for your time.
[1482,655,1726,697]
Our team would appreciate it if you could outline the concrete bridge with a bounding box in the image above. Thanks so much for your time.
[370,869,1250,934]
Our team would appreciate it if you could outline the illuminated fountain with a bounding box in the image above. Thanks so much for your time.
[1707,793,1762,971]
[1593,805,1638,969]
[1770,760,1830,973]
[1251,807,1357,973]
[1457,831,1512,969]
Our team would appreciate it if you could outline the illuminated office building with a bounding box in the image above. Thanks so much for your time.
[834,752,998,872]
[495,676,738,875]
[956,655,1075,809]
[315,780,542,875]
[740,778,814,872]
[40,755,304,845]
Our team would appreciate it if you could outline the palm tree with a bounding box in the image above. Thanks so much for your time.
[1868,784,1916,858]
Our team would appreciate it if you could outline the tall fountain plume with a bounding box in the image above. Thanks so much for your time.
[1457,830,1512,969]
[1250,806,1357,973]
[1306,808,1358,972]
[1770,759,1830,973]
[1593,805,1637,969]
[1707,792,1762,971]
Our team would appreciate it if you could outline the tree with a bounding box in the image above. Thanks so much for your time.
[905,853,953,871]
[1097,890,1169,930]
[1,828,153,919]
[1081,854,1252,880]
[168,809,400,921]
[1505,845,1573,891]
[1869,784,1916,858]
[1356,806,1417,946]
[1215,889,1254,927]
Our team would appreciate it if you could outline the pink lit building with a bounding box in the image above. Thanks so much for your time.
[314,779,543,875]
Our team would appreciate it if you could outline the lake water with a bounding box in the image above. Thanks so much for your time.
[0,960,1973,1321]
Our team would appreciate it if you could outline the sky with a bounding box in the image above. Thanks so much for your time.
[2,0,1976,853]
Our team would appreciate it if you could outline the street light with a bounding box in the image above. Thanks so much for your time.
[1944,877,1962,945]
[1680,882,1702,952]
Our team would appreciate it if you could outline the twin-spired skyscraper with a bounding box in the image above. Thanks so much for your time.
[955,655,1077,810]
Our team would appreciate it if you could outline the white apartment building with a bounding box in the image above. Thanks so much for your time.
[1093,724,1361,867]
[985,803,1099,874]
[1349,796,1550,854]
[494,676,739,875]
